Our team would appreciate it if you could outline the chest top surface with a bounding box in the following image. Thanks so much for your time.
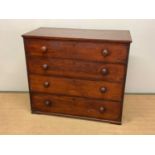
[22,27,132,43]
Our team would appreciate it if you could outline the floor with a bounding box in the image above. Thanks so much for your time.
[0,93,155,135]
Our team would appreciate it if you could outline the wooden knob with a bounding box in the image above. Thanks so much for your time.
[42,64,48,70]
[102,49,109,57]
[99,106,105,112]
[100,87,107,93]
[41,46,47,52]
[44,100,52,106]
[44,81,49,88]
[101,68,108,75]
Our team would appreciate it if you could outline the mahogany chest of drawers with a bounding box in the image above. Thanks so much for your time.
[22,27,132,124]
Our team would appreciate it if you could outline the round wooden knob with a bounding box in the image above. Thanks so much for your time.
[101,68,108,75]
[102,49,109,56]
[44,100,52,106]
[41,46,47,52]
[100,87,107,93]
[99,106,105,112]
[42,64,48,70]
[44,81,49,88]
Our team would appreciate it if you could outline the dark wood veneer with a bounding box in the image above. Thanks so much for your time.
[24,39,128,63]
[29,74,123,101]
[22,27,132,43]
[31,93,121,121]
[22,27,132,124]
[28,57,125,83]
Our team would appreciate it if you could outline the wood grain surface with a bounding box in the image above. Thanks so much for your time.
[22,27,132,43]
[29,74,123,101]
[25,38,128,63]
[23,28,131,124]
[28,57,125,82]
[31,93,121,122]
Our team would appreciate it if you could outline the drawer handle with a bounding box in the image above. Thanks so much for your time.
[44,100,52,106]
[99,106,105,112]
[100,87,107,93]
[102,49,109,57]
[101,68,108,75]
[44,81,50,88]
[42,64,48,70]
[41,46,47,52]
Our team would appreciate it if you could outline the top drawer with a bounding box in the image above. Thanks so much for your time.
[24,39,129,64]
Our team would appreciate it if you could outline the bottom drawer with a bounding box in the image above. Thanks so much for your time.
[31,93,122,123]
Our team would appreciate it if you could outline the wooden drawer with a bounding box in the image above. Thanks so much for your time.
[29,75,123,101]
[24,39,128,63]
[28,57,125,83]
[31,93,122,122]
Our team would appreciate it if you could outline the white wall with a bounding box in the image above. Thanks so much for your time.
[0,19,155,93]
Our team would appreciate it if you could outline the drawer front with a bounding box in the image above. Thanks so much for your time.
[28,57,125,82]
[29,75,123,101]
[31,93,121,121]
[24,39,128,63]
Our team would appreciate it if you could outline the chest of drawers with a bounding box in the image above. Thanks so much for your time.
[22,27,132,124]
